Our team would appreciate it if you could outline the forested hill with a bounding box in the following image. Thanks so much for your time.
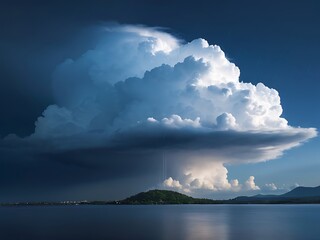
[116,189,220,204]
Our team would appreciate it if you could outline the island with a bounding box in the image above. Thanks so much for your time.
[110,189,223,204]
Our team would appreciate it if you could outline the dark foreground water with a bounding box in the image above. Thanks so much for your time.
[1,204,319,240]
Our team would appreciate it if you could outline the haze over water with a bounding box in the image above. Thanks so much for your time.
[1,205,319,240]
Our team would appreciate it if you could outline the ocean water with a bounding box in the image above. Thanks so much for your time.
[0,204,319,240]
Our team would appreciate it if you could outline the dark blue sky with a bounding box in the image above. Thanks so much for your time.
[0,0,319,201]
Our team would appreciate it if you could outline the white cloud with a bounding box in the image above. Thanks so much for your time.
[162,162,242,194]
[7,24,316,196]
[163,177,182,189]
[161,115,201,128]
[264,183,278,191]
[115,25,180,54]
[183,162,232,191]
[230,179,242,192]
[33,25,316,139]
[216,113,238,130]
[245,176,260,191]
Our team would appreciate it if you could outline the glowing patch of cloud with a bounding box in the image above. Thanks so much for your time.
[245,176,260,191]
[163,177,182,189]
[264,183,278,191]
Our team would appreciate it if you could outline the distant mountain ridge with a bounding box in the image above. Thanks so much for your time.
[232,186,320,204]
[282,186,320,198]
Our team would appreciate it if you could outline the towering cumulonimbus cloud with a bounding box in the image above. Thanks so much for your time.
[26,24,316,193]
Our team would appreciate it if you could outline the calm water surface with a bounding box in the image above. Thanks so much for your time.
[1,204,319,240]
